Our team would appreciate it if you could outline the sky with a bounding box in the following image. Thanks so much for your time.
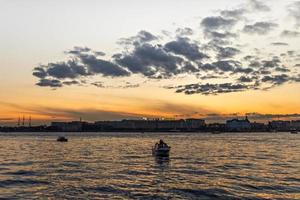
[1,0,300,125]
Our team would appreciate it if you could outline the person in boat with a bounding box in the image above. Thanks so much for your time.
[158,139,167,148]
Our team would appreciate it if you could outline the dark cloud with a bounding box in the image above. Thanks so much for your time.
[33,47,130,87]
[259,69,271,75]
[234,67,254,74]
[215,46,241,59]
[237,76,253,83]
[271,42,289,46]
[78,54,130,77]
[261,74,290,86]
[174,83,253,95]
[62,80,81,86]
[213,60,241,72]
[281,30,300,37]
[36,79,62,87]
[45,61,88,79]
[205,31,238,39]
[91,81,104,88]
[249,61,261,68]
[115,43,184,78]
[200,60,255,75]
[201,60,240,72]
[201,16,237,31]
[94,51,106,56]
[167,71,300,95]
[32,67,47,78]
[262,57,281,68]
[33,9,300,96]
[181,61,200,73]
[275,67,290,73]
[243,22,278,34]
[164,37,209,60]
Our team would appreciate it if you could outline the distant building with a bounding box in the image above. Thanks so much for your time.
[185,118,206,130]
[51,121,86,132]
[94,118,205,131]
[250,122,267,132]
[290,120,300,130]
[226,116,251,131]
[206,123,226,131]
[268,120,291,131]
[95,120,156,130]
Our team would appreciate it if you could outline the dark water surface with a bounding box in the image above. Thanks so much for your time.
[0,132,299,199]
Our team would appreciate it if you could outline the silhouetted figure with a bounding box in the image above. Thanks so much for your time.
[158,139,167,148]
[152,139,170,157]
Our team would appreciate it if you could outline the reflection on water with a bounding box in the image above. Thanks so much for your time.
[154,156,170,170]
[0,132,299,199]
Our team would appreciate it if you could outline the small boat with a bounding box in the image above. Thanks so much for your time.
[57,136,68,142]
[152,140,171,157]
[290,130,298,134]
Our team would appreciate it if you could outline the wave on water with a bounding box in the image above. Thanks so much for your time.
[0,132,299,199]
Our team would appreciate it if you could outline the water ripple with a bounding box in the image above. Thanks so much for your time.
[0,133,299,199]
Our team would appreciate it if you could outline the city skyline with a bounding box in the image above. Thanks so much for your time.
[1,0,300,125]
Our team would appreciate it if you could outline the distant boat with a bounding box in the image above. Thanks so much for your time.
[290,130,298,134]
[152,140,171,157]
[57,136,68,142]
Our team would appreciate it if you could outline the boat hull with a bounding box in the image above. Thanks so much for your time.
[152,147,170,157]
[57,137,68,142]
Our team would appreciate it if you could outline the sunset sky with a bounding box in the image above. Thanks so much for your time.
[1,0,300,125]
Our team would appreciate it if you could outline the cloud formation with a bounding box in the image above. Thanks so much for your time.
[165,37,208,60]
[201,16,237,31]
[173,83,254,95]
[243,22,278,35]
[114,43,185,78]
[32,0,300,96]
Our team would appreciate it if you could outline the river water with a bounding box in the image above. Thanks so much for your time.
[0,132,299,199]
